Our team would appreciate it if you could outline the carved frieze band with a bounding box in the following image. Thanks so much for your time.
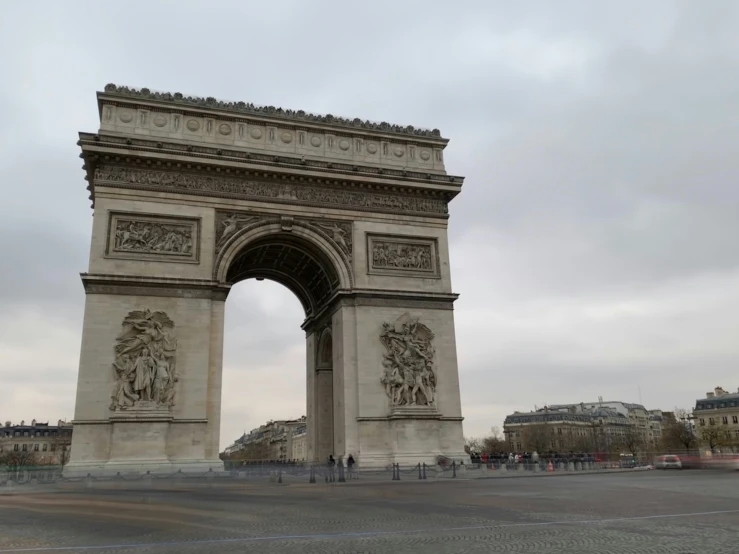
[94,166,448,217]
[106,212,200,264]
[367,234,439,278]
[213,210,354,286]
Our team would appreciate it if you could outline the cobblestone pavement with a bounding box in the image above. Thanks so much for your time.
[1,471,737,553]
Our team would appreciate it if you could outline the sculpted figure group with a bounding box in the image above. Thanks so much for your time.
[114,220,193,255]
[373,242,432,271]
[109,310,179,411]
[380,313,437,407]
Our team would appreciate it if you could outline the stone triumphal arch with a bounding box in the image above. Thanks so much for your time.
[67,85,467,472]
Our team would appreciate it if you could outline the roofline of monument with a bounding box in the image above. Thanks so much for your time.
[97,85,450,144]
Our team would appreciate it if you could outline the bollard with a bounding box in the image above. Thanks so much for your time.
[575,462,582,471]
[422,463,427,480]
[278,469,283,484]
[517,463,524,472]
[533,463,541,473]
[568,462,575,471]
[499,463,507,473]
[452,461,457,478]
[309,466,316,483]
[418,463,422,480]
[557,462,564,471]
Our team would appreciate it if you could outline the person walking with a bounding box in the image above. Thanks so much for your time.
[327,455,336,482]
[347,454,356,479]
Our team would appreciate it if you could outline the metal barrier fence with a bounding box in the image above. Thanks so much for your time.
[1,457,637,490]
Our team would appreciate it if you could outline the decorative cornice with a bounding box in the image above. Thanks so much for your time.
[102,84,444,139]
[78,133,463,187]
[303,289,459,333]
[92,165,449,218]
[81,273,231,301]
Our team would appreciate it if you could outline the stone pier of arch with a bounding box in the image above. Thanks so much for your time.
[65,85,469,473]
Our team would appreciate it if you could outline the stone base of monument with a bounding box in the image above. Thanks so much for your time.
[354,406,469,468]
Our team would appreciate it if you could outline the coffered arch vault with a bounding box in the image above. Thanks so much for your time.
[215,221,352,318]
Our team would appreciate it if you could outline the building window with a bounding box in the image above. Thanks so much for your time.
[34,444,39,451]
[733,416,738,424]
[723,417,729,424]
[51,444,56,451]
[709,418,715,425]
[700,418,705,426]
[516,442,522,451]
[22,444,27,451]
[42,444,48,452]
[515,431,520,437]
[13,444,19,451]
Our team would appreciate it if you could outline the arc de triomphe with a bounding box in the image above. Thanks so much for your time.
[67,85,467,473]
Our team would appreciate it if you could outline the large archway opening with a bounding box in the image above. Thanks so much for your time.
[219,230,344,464]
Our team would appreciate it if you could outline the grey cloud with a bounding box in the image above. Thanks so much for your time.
[2,0,739,442]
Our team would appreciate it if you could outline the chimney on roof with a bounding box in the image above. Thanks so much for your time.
[715,387,726,397]
[58,420,63,427]
[707,392,715,399]
[32,419,36,426]
[20,420,24,426]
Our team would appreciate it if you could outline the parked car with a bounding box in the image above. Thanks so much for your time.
[654,455,682,469]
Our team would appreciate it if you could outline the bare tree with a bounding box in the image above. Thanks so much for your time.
[522,424,554,453]
[49,433,72,466]
[661,408,696,452]
[1,449,38,470]
[617,426,645,456]
[699,426,724,452]
[464,437,483,455]
[228,440,272,462]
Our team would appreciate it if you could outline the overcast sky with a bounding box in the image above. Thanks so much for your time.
[1,1,738,448]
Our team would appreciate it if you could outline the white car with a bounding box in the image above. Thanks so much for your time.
[654,455,682,469]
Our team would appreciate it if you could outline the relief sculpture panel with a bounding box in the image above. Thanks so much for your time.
[367,234,439,278]
[107,212,200,263]
[109,309,178,412]
[380,313,436,408]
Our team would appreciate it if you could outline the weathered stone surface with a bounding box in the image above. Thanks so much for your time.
[67,86,468,474]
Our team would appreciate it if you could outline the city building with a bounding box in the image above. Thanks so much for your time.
[693,386,739,450]
[286,419,308,461]
[503,403,631,453]
[0,420,73,465]
[222,416,308,461]
[503,399,672,453]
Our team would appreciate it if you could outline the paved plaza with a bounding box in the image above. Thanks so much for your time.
[1,471,737,553]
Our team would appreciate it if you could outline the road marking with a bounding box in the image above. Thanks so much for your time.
[0,509,737,552]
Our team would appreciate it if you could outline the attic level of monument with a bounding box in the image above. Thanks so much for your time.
[102,84,447,140]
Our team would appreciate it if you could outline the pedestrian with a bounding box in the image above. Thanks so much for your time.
[347,454,356,479]
[327,454,336,482]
